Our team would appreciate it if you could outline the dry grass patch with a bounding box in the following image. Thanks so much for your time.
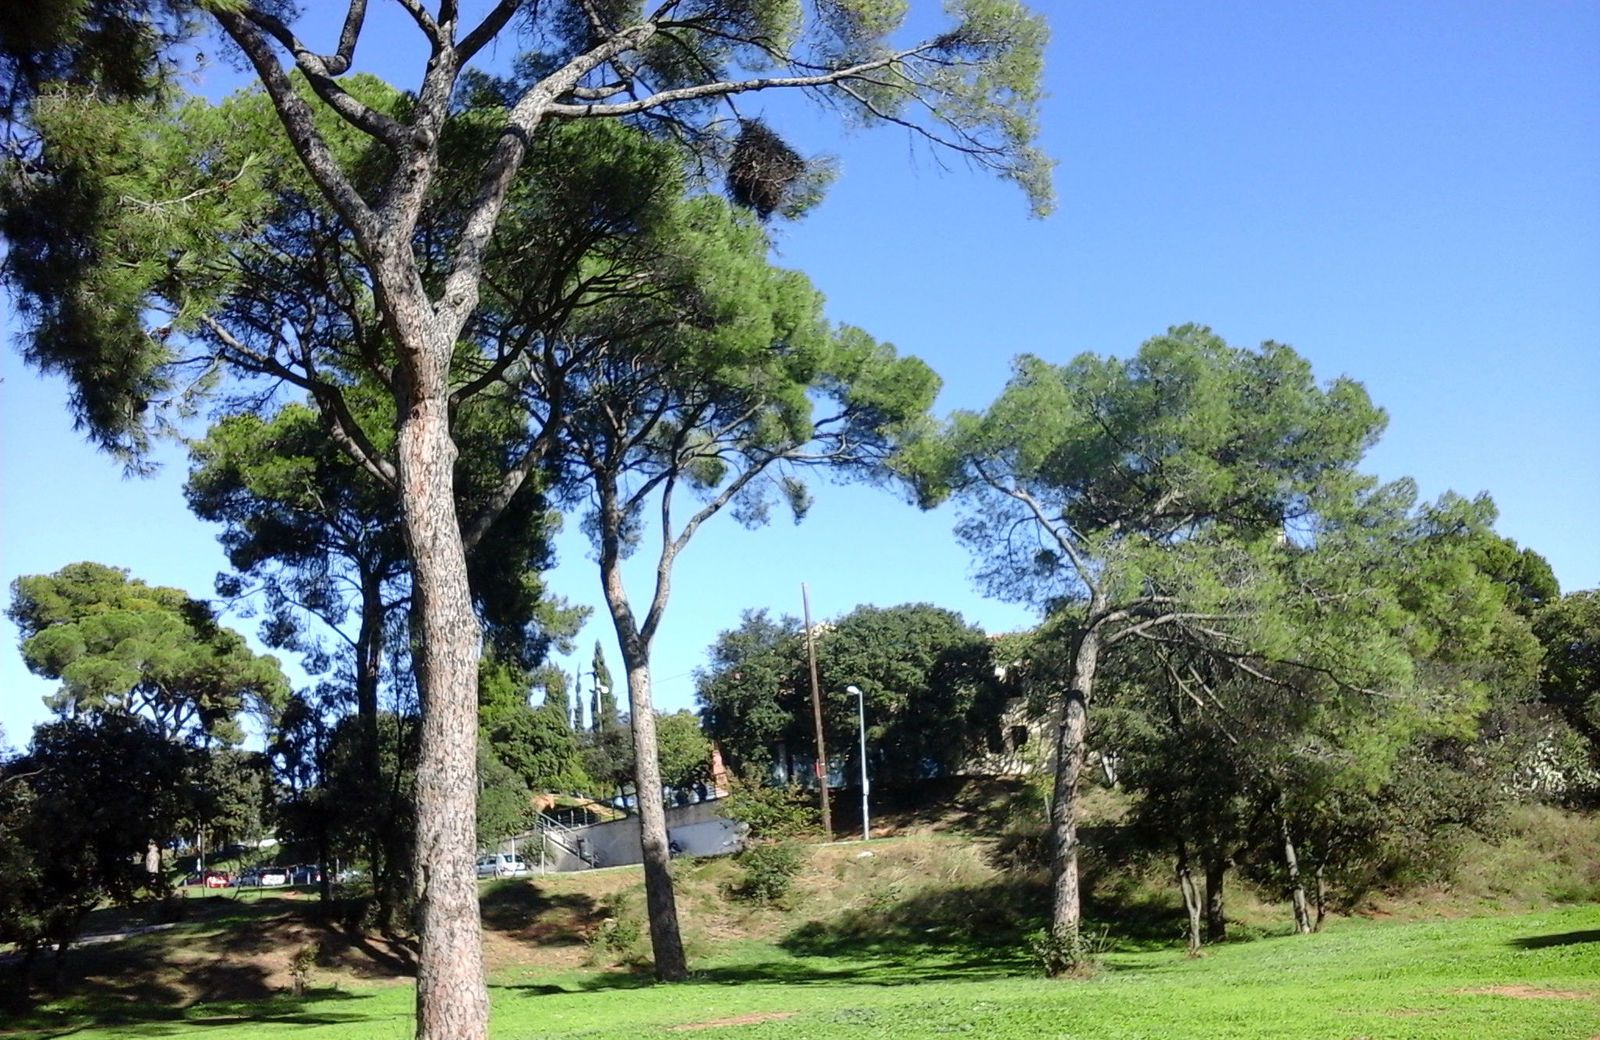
[1458,985,1596,1000]
[670,1011,798,1030]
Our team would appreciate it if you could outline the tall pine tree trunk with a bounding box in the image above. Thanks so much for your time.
[596,567,687,979]
[619,644,688,980]
[1048,618,1101,968]
[398,385,489,1040]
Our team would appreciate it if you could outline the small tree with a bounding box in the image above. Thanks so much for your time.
[816,604,1005,782]
[582,723,637,807]
[188,403,410,911]
[908,326,1387,965]
[1099,482,1546,940]
[696,611,808,775]
[722,770,821,843]
[533,666,572,733]
[318,709,420,929]
[190,747,272,855]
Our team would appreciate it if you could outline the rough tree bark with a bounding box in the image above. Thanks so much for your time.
[618,647,688,981]
[397,386,489,1040]
[597,583,687,978]
[1047,616,1102,964]
[595,485,687,981]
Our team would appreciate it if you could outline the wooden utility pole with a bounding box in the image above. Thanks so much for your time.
[801,583,832,838]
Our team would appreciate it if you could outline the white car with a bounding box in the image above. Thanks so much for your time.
[259,868,290,886]
[476,853,531,878]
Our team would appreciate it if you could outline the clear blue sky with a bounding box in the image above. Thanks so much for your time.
[3,1,1597,745]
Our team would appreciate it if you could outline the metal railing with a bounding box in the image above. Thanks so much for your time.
[533,814,596,869]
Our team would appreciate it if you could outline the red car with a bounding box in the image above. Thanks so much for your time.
[182,870,234,888]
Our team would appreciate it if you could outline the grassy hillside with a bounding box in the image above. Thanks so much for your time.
[6,901,1597,1039]
[3,792,1596,1038]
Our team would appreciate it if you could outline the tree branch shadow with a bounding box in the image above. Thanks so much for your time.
[1508,929,1600,950]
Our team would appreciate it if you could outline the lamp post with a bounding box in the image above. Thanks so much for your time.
[846,685,869,842]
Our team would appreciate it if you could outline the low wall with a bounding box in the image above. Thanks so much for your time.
[505,796,743,872]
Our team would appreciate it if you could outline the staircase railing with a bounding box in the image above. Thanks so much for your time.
[535,814,596,868]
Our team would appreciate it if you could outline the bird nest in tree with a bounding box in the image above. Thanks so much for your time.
[727,119,806,220]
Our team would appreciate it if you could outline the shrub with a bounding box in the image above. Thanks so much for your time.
[734,841,804,905]
[1512,724,1600,804]
[289,941,321,996]
[1029,925,1108,977]
[591,915,641,954]
[723,773,819,842]
[586,892,645,965]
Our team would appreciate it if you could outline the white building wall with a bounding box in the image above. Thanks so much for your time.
[505,796,744,872]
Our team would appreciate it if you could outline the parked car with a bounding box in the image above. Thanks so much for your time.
[475,853,531,878]
[257,867,289,886]
[183,870,234,888]
[290,864,323,886]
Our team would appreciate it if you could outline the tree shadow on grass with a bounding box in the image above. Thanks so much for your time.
[1508,929,1600,950]
[772,869,1192,972]
[510,971,656,995]
[530,871,1200,995]
[70,890,289,944]
[495,862,1223,999]
[522,952,1031,995]
[778,877,1042,972]
[1,896,417,1037]
[700,954,1027,988]
[1081,890,1193,954]
[478,881,605,945]
[316,926,417,980]
[9,988,371,1039]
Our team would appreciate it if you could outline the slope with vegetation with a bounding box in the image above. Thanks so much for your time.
[6,784,1596,1037]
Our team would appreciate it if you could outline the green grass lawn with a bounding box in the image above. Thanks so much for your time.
[7,905,1596,1039]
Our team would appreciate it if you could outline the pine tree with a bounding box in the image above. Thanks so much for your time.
[592,641,617,733]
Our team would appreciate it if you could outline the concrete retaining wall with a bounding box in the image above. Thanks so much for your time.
[503,796,743,872]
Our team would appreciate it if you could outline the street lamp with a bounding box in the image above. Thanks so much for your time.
[846,685,869,842]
